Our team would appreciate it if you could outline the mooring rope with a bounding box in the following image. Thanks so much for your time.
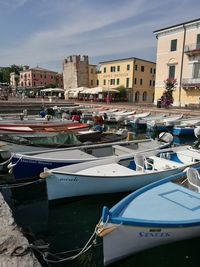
[0,179,43,189]
[29,217,103,264]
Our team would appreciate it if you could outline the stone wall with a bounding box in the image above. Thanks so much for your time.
[0,193,41,267]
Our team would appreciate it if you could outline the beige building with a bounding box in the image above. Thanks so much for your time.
[10,72,19,88]
[154,18,200,107]
[98,57,156,103]
[89,64,98,88]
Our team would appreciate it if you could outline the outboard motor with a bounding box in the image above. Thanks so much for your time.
[192,127,200,149]
[158,132,173,145]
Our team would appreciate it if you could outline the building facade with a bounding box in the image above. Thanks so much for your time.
[98,57,156,103]
[154,18,200,107]
[10,72,19,88]
[88,64,98,88]
[18,66,63,89]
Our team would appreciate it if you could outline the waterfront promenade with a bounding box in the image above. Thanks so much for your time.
[1,96,200,117]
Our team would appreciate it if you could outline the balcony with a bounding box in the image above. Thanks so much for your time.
[185,43,200,56]
[182,78,200,90]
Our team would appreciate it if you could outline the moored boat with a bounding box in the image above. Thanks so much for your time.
[98,166,200,265]
[10,137,168,181]
[147,114,183,132]
[41,143,200,201]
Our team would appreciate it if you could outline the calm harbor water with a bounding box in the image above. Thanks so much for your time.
[0,129,199,267]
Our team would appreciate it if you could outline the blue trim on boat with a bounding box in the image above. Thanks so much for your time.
[103,166,200,228]
[173,127,194,136]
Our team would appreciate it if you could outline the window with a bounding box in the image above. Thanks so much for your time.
[104,67,106,73]
[126,78,129,88]
[140,79,143,85]
[168,65,176,78]
[134,78,137,84]
[127,64,130,71]
[153,80,155,86]
[153,68,156,74]
[103,79,106,85]
[143,91,147,101]
[149,80,152,86]
[150,68,153,74]
[40,75,43,78]
[135,91,140,102]
[97,80,99,86]
[91,68,93,74]
[110,66,116,72]
[110,79,115,85]
[91,80,93,86]
[197,34,200,49]
[193,63,200,78]
[170,39,177,51]
[134,65,138,71]
[141,66,144,72]
[117,78,120,85]
[117,66,120,71]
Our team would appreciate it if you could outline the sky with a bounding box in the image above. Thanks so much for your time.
[0,0,200,72]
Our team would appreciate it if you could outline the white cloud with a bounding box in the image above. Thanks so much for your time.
[0,0,200,70]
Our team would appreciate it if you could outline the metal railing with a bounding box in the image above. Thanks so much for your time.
[182,78,200,88]
[185,43,200,53]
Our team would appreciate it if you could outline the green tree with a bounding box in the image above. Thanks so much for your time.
[116,85,127,99]
[0,65,23,83]
[45,83,57,88]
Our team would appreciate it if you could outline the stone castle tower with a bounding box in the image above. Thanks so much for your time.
[63,55,89,91]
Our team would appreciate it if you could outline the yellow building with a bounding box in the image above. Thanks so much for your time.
[88,64,98,88]
[154,18,200,107]
[98,57,156,103]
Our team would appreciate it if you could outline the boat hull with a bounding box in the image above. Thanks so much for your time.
[172,127,194,136]
[103,223,200,265]
[46,168,184,201]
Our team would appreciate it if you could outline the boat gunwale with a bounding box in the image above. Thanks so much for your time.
[103,166,200,228]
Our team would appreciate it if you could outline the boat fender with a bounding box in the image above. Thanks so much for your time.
[40,168,52,179]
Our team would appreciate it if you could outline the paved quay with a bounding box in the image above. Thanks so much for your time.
[1,96,200,117]
[0,193,41,267]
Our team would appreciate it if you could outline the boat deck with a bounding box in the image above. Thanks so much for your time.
[121,182,200,222]
[76,163,136,176]
[28,149,97,160]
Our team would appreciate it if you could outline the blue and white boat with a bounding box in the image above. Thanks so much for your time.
[147,114,183,132]
[172,117,200,136]
[41,145,200,201]
[98,166,200,265]
[9,138,167,180]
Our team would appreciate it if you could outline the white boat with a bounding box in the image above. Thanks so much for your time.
[106,110,135,123]
[41,144,200,201]
[129,114,166,129]
[10,137,168,180]
[81,108,118,120]
[98,166,200,265]
[147,114,183,131]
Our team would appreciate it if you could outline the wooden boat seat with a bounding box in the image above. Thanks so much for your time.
[113,145,134,155]
[149,156,183,170]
